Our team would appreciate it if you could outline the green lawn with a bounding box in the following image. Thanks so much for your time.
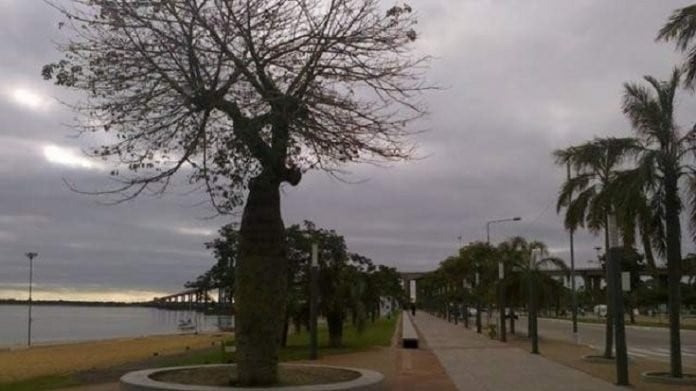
[0,315,398,391]
[0,375,80,391]
[280,316,397,362]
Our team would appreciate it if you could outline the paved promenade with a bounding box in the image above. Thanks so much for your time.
[411,311,622,391]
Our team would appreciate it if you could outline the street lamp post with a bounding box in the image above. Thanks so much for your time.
[486,217,522,244]
[530,249,540,354]
[567,163,578,336]
[486,216,521,343]
[475,272,482,333]
[309,243,319,360]
[25,252,38,346]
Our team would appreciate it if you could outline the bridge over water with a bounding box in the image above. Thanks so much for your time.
[151,287,232,312]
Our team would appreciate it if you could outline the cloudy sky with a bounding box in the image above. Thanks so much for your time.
[1,0,695,301]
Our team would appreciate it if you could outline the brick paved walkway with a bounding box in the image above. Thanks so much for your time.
[412,311,623,391]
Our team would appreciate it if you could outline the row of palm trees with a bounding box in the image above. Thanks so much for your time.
[417,237,568,352]
[551,4,696,378]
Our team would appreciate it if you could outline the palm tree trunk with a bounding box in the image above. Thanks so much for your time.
[665,173,683,378]
[641,230,658,277]
[463,303,469,328]
[476,300,482,333]
[236,172,287,386]
[603,216,614,359]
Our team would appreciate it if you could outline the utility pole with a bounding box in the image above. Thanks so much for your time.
[567,163,578,335]
[530,249,540,354]
[499,261,506,342]
[25,252,38,346]
[309,243,319,360]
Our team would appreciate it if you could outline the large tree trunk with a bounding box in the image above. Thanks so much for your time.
[664,172,683,378]
[236,173,287,386]
[327,310,344,347]
[281,311,289,348]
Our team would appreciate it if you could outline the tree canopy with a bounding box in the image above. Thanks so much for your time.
[44,0,429,211]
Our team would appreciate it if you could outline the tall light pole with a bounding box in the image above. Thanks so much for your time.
[25,252,38,346]
[486,217,522,244]
[486,216,522,342]
[309,243,319,360]
[529,249,540,354]
[567,163,578,336]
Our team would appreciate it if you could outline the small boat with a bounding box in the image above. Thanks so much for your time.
[178,319,196,331]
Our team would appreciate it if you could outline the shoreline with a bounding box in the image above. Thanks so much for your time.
[0,330,217,351]
[0,332,231,383]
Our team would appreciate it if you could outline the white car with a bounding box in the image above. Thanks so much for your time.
[594,304,607,317]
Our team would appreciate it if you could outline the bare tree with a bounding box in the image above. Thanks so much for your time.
[43,0,429,385]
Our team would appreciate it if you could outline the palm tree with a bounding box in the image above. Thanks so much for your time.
[461,242,499,333]
[620,68,694,378]
[658,5,696,86]
[554,137,640,358]
[498,237,568,354]
[609,179,661,276]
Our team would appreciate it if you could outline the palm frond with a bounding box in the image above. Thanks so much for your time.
[556,173,593,212]
[684,45,696,87]
[622,82,664,141]
[687,174,696,243]
[586,186,612,232]
[657,5,696,50]
[563,186,596,230]
[528,240,549,257]
[657,5,696,86]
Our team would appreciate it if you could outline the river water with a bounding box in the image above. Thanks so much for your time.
[0,304,233,347]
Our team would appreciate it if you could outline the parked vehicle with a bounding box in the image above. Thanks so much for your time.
[594,304,607,318]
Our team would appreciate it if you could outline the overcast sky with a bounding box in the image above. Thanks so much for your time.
[1,0,696,301]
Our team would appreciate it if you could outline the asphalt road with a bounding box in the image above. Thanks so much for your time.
[514,316,696,369]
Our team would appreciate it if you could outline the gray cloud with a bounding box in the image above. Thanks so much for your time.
[1,0,695,300]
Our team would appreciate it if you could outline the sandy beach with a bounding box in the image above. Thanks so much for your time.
[0,333,229,383]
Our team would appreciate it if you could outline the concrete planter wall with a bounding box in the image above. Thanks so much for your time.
[641,371,696,386]
[120,364,384,391]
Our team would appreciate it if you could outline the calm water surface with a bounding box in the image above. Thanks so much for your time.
[0,305,233,347]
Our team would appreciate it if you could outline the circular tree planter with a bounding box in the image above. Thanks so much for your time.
[581,354,634,364]
[581,354,615,364]
[120,364,384,391]
[641,371,696,386]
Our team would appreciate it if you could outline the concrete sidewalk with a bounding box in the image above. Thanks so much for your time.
[412,311,622,391]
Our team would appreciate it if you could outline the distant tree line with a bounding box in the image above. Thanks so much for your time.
[417,237,568,335]
[186,221,406,347]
